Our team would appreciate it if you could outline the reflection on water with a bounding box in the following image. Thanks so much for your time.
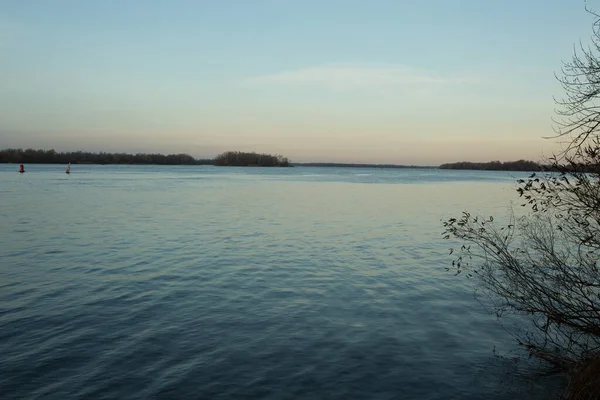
[0,165,562,399]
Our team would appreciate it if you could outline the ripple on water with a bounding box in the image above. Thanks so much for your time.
[0,165,562,399]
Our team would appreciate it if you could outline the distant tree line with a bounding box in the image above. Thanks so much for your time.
[439,160,542,171]
[213,151,291,167]
[0,148,293,166]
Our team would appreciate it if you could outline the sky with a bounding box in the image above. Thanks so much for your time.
[0,0,597,165]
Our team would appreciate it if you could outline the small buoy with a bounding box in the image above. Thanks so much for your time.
[19,164,25,173]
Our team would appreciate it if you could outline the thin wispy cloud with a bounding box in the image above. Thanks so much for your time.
[244,64,484,90]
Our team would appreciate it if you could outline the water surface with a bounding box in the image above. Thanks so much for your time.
[0,165,562,399]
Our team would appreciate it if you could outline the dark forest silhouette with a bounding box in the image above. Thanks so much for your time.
[439,160,542,171]
[0,149,292,167]
[213,151,290,167]
[0,148,212,165]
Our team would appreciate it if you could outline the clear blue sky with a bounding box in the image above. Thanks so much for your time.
[0,0,595,164]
